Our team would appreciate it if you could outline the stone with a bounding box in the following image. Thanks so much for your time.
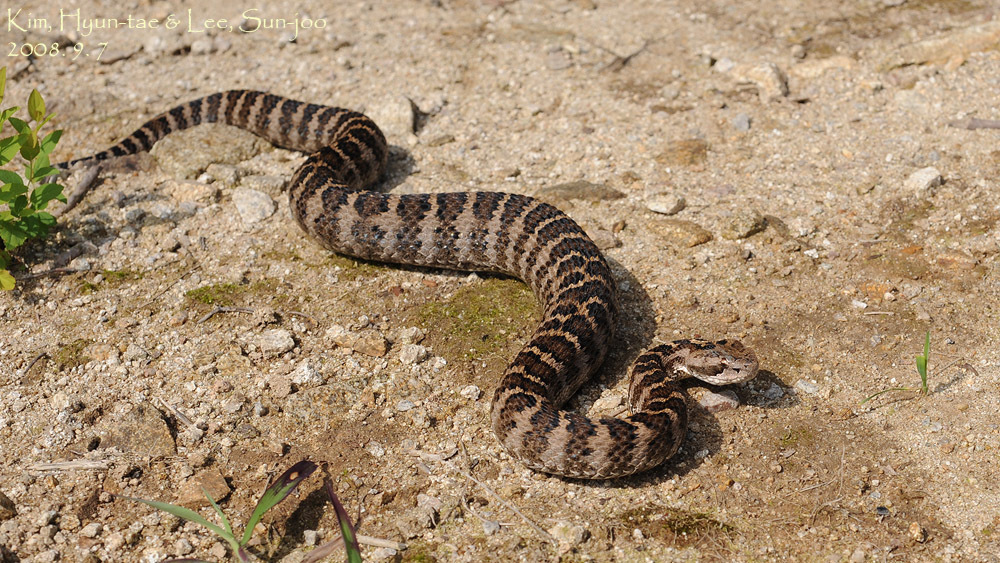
[721,209,767,240]
[699,390,740,412]
[256,329,295,358]
[99,403,176,457]
[232,187,276,224]
[645,192,686,215]
[656,139,709,168]
[399,344,429,365]
[369,95,417,145]
[904,167,943,193]
[177,468,231,508]
[151,126,269,179]
[731,113,751,132]
[290,360,324,385]
[648,218,713,248]
[327,325,389,357]
[0,492,16,520]
[549,520,587,553]
[732,62,789,99]
[460,385,482,401]
[79,522,102,538]
[762,383,784,401]
[794,379,820,395]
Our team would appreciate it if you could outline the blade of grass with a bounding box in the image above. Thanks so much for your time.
[326,479,362,563]
[125,496,237,551]
[860,387,914,405]
[240,460,318,545]
[203,487,235,539]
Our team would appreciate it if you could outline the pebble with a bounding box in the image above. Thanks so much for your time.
[732,62,789,99]
[903,167,943,193]
[460,385,482,400]
[79,522,102,538]
[721,209,767,240]
[699,390,740,412]
[266,373,294,398]
[909,521,926,543]
[397,326,425,345]
[399,343,429,365]
[762,383,785,401]
[587,227,621,250]
[174,537,194,555]
[290,360,324,385]
[366,441,386,458]
[396,400,416,412]
[256,329,295,358]
[645,192,686,215]
[123,343,151,363]
[205,163,241,186]
[99,403,177,457]
[546,48,573,70]
[233,187,276,224]
[656,138,709,167]
[647,218,713,248]
[482,519,502,535]
[548,520,587,553]
[731,113,751,132]
[592,394,622,411]
[327,324,390,357]
[794,379,820,395]
[177,468,231,508]
[253,402,268,416]
[0,492,16,520]
[303,530,320,546]
[850,548,866,563]
[537,180,625,202]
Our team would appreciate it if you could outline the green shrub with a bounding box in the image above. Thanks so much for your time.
[0,66,67,290]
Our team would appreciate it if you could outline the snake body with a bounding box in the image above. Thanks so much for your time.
[57,90,759,479]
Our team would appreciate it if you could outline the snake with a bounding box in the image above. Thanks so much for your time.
[56,90,760,479]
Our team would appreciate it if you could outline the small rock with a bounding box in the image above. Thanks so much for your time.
[266,373,294,398]
[762,383,784,401]
[232,187,276,224]
[174,537,194,555]
[397,326,425,345]
[328,325,390,357]
[648,218,713,248]
[0,492,17,520]
[371,547,399,559]
[37,509,58,526]
[396,400,416,412]
[303,530,320,546]
[587,227,621,250]
[699,390,740,412]
[460,385,482,400]
[731,113,751,132]
[850,548,866,563]
[732,62,789,99]
[592,395,622,411]
[253,402,269,416]
[177,468,231,508]
[537,180,625,203]
[904,167,943,193]
[656,139,709,167]
[721,209,767,240]
[123,343,151,363]
[366,441,386,458]
[645,192,686,215]
[399,344,429,365]
[240,175,287,196]
[546,48,573,70]
[79,522,102,538]
[909,521,926,543]
[482,519,502,535]
[256,329,295,358]
[205,164,240,186]
[548,521,587,553]
[794,379,820,395]
[99,403,176,457]
[290,360,324,385]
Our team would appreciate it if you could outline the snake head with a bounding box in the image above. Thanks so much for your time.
[685,339,759,386]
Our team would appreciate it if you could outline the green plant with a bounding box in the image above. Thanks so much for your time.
[0,66,67,290]
[861,331,931,404]
[127,459,364,562]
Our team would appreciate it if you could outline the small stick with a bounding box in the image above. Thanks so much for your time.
[862,311,895,316]
[197,306,254,324]
[17,267,84,280]
[155,397,196,429]
[24,352,49,373]
[947,117,1000,130]
[53,165,102,218]
[408,449,553,541]
[27,460,109,472]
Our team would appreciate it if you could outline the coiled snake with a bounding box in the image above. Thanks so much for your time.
[56,90,759,479]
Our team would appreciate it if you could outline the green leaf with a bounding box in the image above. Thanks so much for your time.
[0,220,28,249]
[0,170,20,185]
[40,129,62,154]
[125,497,235,543]
[0,269,14,291]
[19,213,55,239]
[19,130,38,161]
[1,181,29,202]
[31,166,58,182]
[241,460,318,545]
[0,107,17,125]
[0,67,6,107]
[327,479,363,563]
[202,488,235,540]
[8,117,29,135]
[9,195,27,216]
[0,135,19,165]
[28,89,45,122]
[30,183,65,210]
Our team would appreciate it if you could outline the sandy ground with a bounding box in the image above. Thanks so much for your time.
[2,0,1000,561]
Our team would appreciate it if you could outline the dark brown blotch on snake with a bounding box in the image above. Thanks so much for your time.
[56,90,760,479]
